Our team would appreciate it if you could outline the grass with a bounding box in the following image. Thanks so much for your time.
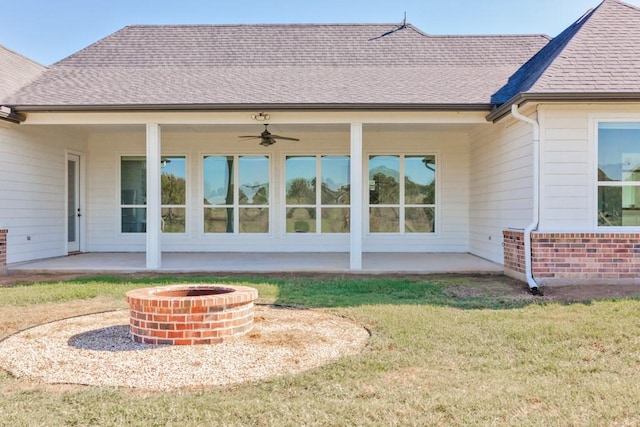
[1,275,639,426]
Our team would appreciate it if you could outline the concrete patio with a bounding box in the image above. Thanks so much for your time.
[8,252,503,275]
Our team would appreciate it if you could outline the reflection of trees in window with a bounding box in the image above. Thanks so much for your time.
[405,176,435,205]
[369,154,436,233]
[321,181,350,205]
[285,155,350,233]
[370,172,399,204]
[161,173,185,205]
[287,177,316,204]
[204,155,270,234]
[160,156,187,233]
[161,173,186,232]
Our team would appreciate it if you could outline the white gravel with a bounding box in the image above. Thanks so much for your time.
[0,306,369,391]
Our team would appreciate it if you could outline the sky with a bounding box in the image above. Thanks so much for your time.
[2,0,639,66]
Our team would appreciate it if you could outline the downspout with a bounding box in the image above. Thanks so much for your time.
[510,104,541,295]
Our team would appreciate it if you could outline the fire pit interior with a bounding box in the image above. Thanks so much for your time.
[126,285,258,345]
[153,288,234,297]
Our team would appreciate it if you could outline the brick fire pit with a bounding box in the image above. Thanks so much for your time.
[126,284,258,345]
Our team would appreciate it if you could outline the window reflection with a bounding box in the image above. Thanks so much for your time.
[598,123,640,227]
[368,154,436,234]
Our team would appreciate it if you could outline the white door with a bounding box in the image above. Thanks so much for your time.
[67,154,81,252]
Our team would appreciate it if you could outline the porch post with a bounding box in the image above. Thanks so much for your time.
[146,123,162,269]
[350,122,363,270]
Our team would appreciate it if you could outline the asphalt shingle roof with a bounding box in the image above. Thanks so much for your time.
[2,24,548,109]
[493,0,640,104]
[0,45,45,100]
[7,0,640,112]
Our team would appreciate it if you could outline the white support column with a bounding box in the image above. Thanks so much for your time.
[146,123,162,269]
[350,122,363,270]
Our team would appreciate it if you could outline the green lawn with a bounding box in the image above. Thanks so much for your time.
[1,275,639,426]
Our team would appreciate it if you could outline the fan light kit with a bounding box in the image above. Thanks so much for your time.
[251,112,270,121]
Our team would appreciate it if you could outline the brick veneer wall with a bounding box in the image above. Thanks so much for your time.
[0,229,7,275]
[503,230,640,285]
[503,230,526,281]
[532,233,640,284]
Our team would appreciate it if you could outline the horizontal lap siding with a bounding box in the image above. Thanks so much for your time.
[86,131,145,252]
[0,124,85,263]
[541,109,591,230]
[469,118,534,264]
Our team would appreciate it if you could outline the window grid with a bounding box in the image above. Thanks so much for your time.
[368,154,436,234]
[203,155,270,234]
[285,155,350,234]
[597,121,640,227]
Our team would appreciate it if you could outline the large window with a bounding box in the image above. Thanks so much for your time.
[285,155,350,233]
[598,122,640,227]
[368,154,436,233]
[120,156,187,233]
[203,155,270,233]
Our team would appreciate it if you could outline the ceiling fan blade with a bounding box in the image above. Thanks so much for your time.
[270,135,300,141]
[238,136,261,139]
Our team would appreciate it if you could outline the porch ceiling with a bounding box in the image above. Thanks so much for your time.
[43,122,487,136]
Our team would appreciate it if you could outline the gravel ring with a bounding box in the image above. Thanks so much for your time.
[0,306,369,391]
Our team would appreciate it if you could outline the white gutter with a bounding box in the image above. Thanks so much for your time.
[510,104,541,295]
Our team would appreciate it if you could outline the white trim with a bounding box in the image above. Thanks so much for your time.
[200,154,273,236]
[146,123,162,269]
[590,114,640,231]
[282,153,351,235]
[65,151,84,253]
[588,114,599,230]
[24,111,489,126]
[364,152,439,236]
[350,123,363,270]
[160,154,189,236]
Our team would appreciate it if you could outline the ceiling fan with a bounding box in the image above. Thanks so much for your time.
[239,124,300,147]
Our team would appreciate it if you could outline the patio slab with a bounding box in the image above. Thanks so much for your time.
[8,252,503,275]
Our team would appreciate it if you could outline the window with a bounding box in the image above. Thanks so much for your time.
[598,122,640,227]
[161,156,186,233]
[120,156,187,233]
[285,155,350,233]
[203,155,270,233]
[121,157,146,233]
[369,154,436,233]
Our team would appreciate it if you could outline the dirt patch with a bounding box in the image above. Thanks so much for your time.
[541,285,640,302]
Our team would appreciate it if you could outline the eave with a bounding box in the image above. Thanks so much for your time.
[11,102,494,114]
[487,92,640,122]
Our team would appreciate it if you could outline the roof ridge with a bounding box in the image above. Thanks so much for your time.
[530,0,613,88]
[0,44,46,69]
[113,23,551,40]
[123,23,407,28]
[607,0,640,13]
[425,34,551,40]
[490,2,600,104]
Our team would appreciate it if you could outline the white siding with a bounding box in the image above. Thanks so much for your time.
[85,127,471,253]
[0,123,86,263]
[469,116,534,264]
[539,104,640,231]
[540,109,591,230]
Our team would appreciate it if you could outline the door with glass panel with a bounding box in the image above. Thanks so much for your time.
[67,154,81,252]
